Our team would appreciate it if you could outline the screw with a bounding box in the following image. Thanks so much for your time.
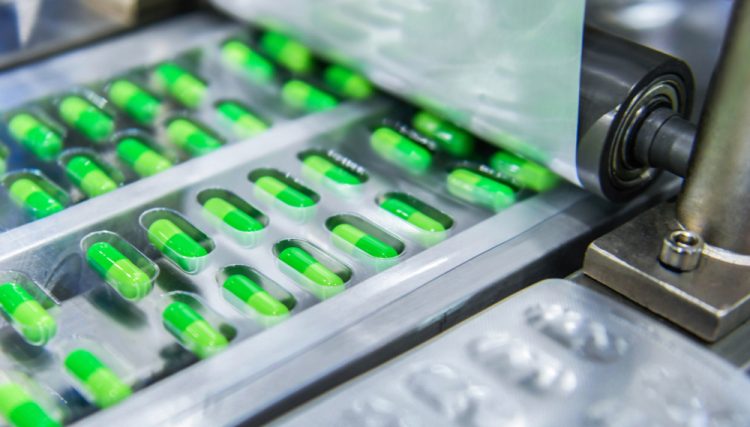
[659,230,704,272]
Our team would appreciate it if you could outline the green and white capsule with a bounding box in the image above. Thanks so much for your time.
[323,65,373,99]
[147,218,208,272]
[203,197,264,233]
[162,302,228,359]
[278,246,344,289]
[7,113,63,160]
[65,155,118,198]
[300,153,364,186]
[86,241,152,301]
[489,150,559,192]
[152,63,207,108]
[379,195,448,233]
[254,174,317,208]
[370,127,433,173]
[259,31,313,74]
[412,111,474,157]
[0,283,56,345]
[0,382,60,427]
[106,79,162,125]
[166,118,223,157]
[7,177,64,219]
[331,223,399,259]
[58,95,114,143]
[64,349,132,408]
[223,275,289,319]
[215,101,269,138]
[221,39,276,83]
[447,168,516,211]
[281,80,338,113]
[116,137,172,177]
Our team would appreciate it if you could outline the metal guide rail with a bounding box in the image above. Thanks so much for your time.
[278,279,750,427]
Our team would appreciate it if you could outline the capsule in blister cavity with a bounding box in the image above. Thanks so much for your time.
[64,349,132,408]
[327,215,402,259]
[64,154,119,198]
[0,382,60,427]
[412,111,474,157]
[370,127,433,173]
[223,275,289,318]
[215,100,268,138]
[299,150,365,187]
[489,150,559,192]
[7,113,63,160]
[282,80,338,113]
[378,193,452,233]
[106,79,162,125]
[277,243,348,299]
[447,168,517,211]
[0,282,56,346]
[6,176,65,219]
[145,212,212,273]
[323,65,373,100]
[203,197,264,233]
[58,95,114,142]
[152,63,207,108]
[259,31,313,74]
[166,118,223,157]
[221,39,276,83]
[116,137,172,177]
[251,169,318,208]
[162,301,228,359]
[86,241,152,301]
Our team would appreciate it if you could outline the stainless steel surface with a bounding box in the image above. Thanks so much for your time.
[633,107,695,177]
[276,279,750,427]
[677,1,750,255]
[658,229,703,271]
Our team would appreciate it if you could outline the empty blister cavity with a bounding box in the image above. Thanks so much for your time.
[56,91,116,144]
[165,116,224,157]
[81,231,159,301]
[326,214,404,265]
[0,271,57,346]
[2,170,68,220]
[258,30,314,74]
[370,125,434,174]
[0,372,61,427]
[105,78,163,126]
[274,240,350,299]
[489,150,560,193]
[446,165,518,211]
[140,209,215,274]
[220,38,276,84]
[249,168,319,222]
[281,79,339,113]
[298,149,367,196]
[59,150,124,198]
[198,189,267,247]
[5,110,65,161]
[150,62,207,109]
[160,292,231,360]
[216,266,294,327]
[114,134,173,178]
[376,192,453,246]
[214,100,269,139]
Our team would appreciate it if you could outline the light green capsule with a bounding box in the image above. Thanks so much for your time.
[412,111,474,157]
[379,195,448,233]
[0,282,57,345]
[489,151,559,192]
[215,101,269,138]
[203,197,264,233]
[7,113,63,160]
[301,154,363,186]
[223,275,289,318]
[7,178,64,219]
[282,80,338,113]
[278,246,344,289]
[331,223,399,259]
[148,218,208,271]
[259,31,313,74]
[152,63,207,108]
[447,168,517,211]
[0,382,60,427]
[65,155,118,198]
[221,39,276,83]
[255,175,317,208]
[166,118,223,156]
[58,96,114,142]
[107,79,162,125]
[162,302,228,359]
[324,65,373,99]
[116,138,172,177]
[370,127,432,173]
[86,241,152,301]
[64,349,132,408]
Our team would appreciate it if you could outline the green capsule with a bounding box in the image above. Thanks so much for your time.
[64,349,132,408]
[58,96,114,142]
[7,113,63,160]
[259,31,313,74]
[152,63,207,108]
[107,79,162,125]
[215,101,269,138]
[162,302,228,359]
[324,65,373,99]
[148,218,208,271]
[8,178,64,219]
[301,154,362,186]
[223,275,289,318]
[166,118,223,157]
[86,242,152,301]
[0,383,60,427]
[221,39,276,83]
[116,138,172,177]
[255,175,316,208]
[331,223,399,258]
[379,196,446,233]
[447,168,516,210]
[489,151,559,192]
[0,283,56,345]
[203,197,264,233]
[370,127,432,173]
[281,80,338,113]
[412,111,474,157]
[65,155,118,198]
[278,247,344,288]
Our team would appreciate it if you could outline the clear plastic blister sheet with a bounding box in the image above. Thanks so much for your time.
[277,279,750,427]
[211,0,586,183]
